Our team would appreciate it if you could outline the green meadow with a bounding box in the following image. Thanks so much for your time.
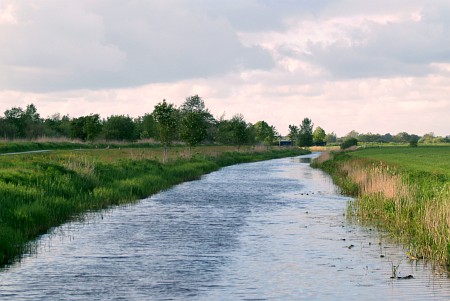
[0,146,309,266]
[313,145,450,266]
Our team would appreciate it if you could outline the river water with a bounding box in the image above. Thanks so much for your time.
[1,153,449,300]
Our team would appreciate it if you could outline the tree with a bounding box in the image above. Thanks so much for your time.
[325,132,337,144]
[345,130,359,139]
[179,95,211,154]
[298,118,313,147]
[288,125,299,143]
[3,104,44,139]
[253,121,277,149]
[392,132,411,143]
[341,137,358,149]
[70,114,102,142]
[103,115,136,141]
[313,126,326,146]
[153,100,179,162]
[230,114,249,150]
[4,106,26,138]
[136,113,157,139]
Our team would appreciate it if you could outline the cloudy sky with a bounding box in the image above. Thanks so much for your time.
[1,0,449,136]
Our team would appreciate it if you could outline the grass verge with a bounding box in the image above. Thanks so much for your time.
[312,146,450,267]
[0,146,308,266]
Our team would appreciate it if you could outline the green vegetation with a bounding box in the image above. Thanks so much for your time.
[340,137,358,150]
[0,146,309,266]
[313,146,450,266]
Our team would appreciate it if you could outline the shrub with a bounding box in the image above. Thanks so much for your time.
[340,138,358,150]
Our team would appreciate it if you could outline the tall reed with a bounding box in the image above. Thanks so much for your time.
[313,151,450,266]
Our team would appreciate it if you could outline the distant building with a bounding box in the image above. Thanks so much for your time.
[279,140,293,147]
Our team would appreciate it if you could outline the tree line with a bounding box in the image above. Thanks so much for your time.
[1,96,448,149]
[0,96,278,150]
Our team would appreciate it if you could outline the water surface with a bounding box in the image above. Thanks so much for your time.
[1,153,449,300]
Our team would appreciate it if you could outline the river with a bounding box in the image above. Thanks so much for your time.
[1,153,449,300]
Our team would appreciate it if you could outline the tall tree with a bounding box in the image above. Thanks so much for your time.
[136,113,157,139]
[288,125,299,144]
[179,95,211,154]
[253,121,277,149]
[70,114,102,142]
[313,126,326,146]
[325,132,337,144]
[103,115,136,141]
[153,100,179,162]
[298,118,313,147]
[229,114,249,150]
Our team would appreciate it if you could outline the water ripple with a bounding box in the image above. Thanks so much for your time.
[1,154,450,300]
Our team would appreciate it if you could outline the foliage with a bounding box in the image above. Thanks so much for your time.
[325,132,337,143]
[135,113,157,140]
[313,126,326,146]
[341,137,358,149]
[288,125,299,143]
[298,118,313,147]
[152,100,179,162]
[253,121,277,148]
[179,95,211,149]
[70,114,102,142]
[229,114,250,149]
[103,115,136,141]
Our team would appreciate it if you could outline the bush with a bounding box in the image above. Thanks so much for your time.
[340,138,358,149]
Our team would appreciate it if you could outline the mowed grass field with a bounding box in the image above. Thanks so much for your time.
[350,146,450,177]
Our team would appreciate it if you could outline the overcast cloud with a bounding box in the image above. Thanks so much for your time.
[0,0,449,136]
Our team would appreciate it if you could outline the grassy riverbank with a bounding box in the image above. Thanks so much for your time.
[312,146,450,266]
[0,146,309,266]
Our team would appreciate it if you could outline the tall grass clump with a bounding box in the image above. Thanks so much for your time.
[313,147,450,267]
[0,146,309,266]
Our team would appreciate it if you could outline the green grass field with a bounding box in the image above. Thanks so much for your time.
[313,145,450,267]
[350,146,450,177]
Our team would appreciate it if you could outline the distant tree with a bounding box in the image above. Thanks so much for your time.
[288,125,299,143]
[179,95,212,153]
[392,132,411,143]
[4,106,26,138]
[325,132,337,144]
[341,137,358,149]
[4,104,44,139]
[137,113,157,140]
[0,118,19,139]
[70,114,102,142]
[381,133,393,143]
[298,118,313,147]
[215,116,233,145]
[44,113,71,138]
[153,100,179,162]
[313,126,326,146]
[229,114,249,150]
[253,121,277,149]
[103,115,136,141]
[345,130,359,139]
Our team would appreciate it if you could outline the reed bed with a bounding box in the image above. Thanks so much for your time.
[0,146,308,266]
[313,147,450,267]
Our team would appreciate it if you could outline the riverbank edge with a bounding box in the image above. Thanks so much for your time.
[311,151,450,268]
[0,148,310,267]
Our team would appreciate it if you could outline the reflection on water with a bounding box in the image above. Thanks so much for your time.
[1,154,449,300]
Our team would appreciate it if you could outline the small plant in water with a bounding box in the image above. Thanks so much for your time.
[389,260,401,279]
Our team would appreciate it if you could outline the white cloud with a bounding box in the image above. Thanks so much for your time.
[0,0,449,137]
